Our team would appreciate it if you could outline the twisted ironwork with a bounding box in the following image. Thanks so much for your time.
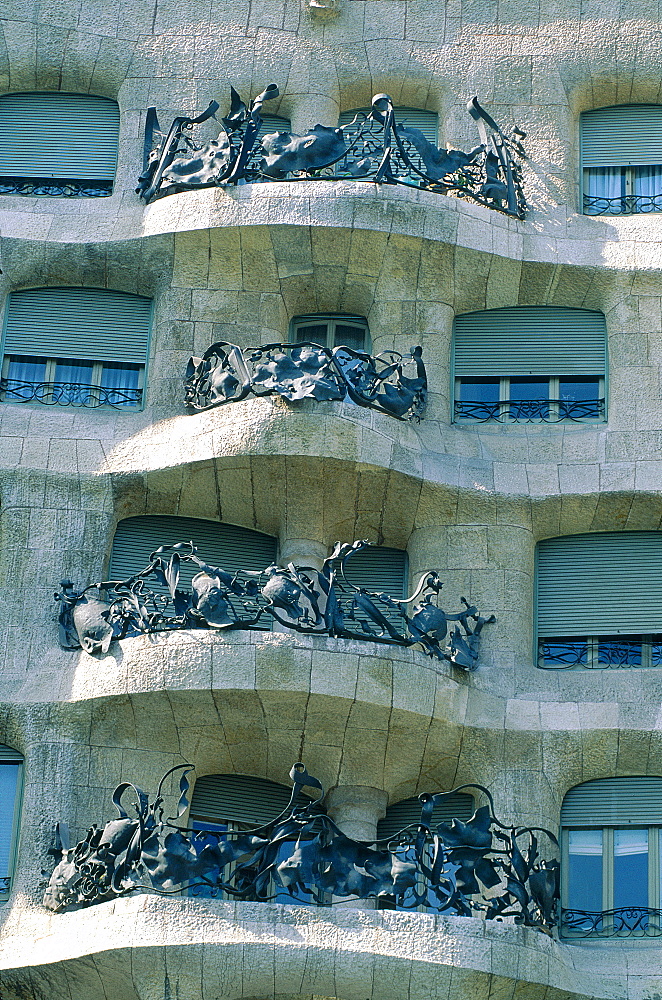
[55,539,495,670]
[0,178,112,198]
[538,636,662,669]
[185,342,427,421]
[43,761,558,931]
[138,87,526,218]
[454,398,605,423]
[584,193,662,216]
[561,907,662,937]
[1,380,142,408]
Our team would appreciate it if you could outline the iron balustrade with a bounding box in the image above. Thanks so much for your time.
[538,636,662,669]
[454,398,605,423]
[561,906,662,938]
[0,178,112,198]
[584,193,662,215]
[0,379,143,408]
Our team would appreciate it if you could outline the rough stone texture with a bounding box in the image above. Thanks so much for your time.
[1,0,662,994]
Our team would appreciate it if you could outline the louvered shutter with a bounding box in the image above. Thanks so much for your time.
[339,107,438,145]
[343,547,407,598]
[0,93,120,181]
[2,288,152,364]
[581,106,662,167]
[562,777,662,826]
[0,747,21,882]
[378,792,474,841]
[453,307,607,377]
[190,774,310,826]
[109,516,277,589]
[537,531,662,637]
[257,115,291,142]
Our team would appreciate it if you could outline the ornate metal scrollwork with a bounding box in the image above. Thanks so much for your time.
[43,761,558,933]
[137,86,527,218]
[0,380,142,409]
[54,539,495,669]
[184,342,427,421]
[584,193,662,216]
[561,907,662,937]
[0,178,112,198]
[454,398,605,423]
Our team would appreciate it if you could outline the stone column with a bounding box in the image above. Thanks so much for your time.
[325,785,388,909]
[278,538,328,571]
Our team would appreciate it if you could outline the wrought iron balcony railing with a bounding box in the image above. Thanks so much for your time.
[561,907,662,938]
[44,760,559,932]
[138,86,527,218]
[185,341,427,421]
[584,193,662,216]
[454,398,605,423]
[55,538,495,670]
[0,177,112,198]
[0,380,143,408]
[538,635,662,669]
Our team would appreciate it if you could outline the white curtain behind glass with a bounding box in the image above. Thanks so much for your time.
[634,166,662,206]
[585,167,625,213]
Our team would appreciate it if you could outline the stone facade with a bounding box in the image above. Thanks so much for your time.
[0,0,662,996]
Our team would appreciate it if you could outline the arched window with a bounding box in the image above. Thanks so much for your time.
[0,746,23,900]
[536,531,662,669]
[0,92,120,197]
[378,790,474,911]
[0,288,152,409]
[452,306,607,423]
[189,773,311,902]
[561,777,662,936]
[109,516,277,585]
[581,105,662,215]
[291,314,369,353]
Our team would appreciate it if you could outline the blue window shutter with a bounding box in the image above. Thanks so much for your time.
[562,777,662,826]
[536,531,662,637]
[190,774,310,826]
[581,105,662,167]
[109,516,277,590]
[453,306,607,377]
[378,792,474,841]
[339,107,438,145]
[257,115,291,142]
[0,93,120,181]
[2,288,152,364]
[0,746,22,885]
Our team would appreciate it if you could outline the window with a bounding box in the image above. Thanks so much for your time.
[342,544,408,632]
[188,774,312,903]
[0,288,152,409]
[377,790,474,911]
[452,307,607,423]
[338,107,438,182]
[581,105,662,215]
[109,516,277,586]
[561,777,662,936]
[291,314,369,353]
[0,746,23,900]
[536,532,662,669]
[0,92,120,197]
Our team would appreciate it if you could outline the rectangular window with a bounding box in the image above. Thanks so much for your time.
[1,355,143,408]
[455,375,604,423]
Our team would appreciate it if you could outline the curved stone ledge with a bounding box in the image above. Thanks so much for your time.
[2,180,662,271]
[0,895,655,1000]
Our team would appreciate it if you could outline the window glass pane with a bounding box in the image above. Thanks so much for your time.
[585,167,626,215]
[633,165,662,206]
[558,378,603,418]
[0,764,19,877]
[614,829,648,910]
[333,324,366,352]
[458,378,500,403]
[539,637,588,668]
[598,636,642,666]
[3,356,47,401]
[567,829,603,911]
[295,324,328,346]
[53,359,95,405]
[101,362,141,407]
[652,636,662,666]
[509,377,549,419]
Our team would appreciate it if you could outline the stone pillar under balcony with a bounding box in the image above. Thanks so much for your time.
[325,785,388,910]
[278,538,328,571]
